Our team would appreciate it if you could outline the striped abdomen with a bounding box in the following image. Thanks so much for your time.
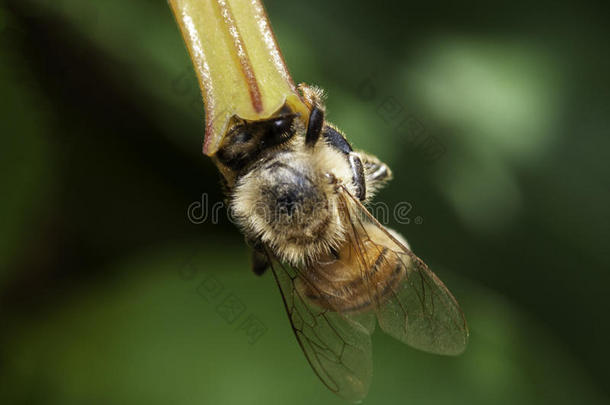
[297,225,407,313]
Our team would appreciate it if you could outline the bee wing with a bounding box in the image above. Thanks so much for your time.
[374,249,469,355]
[268,256,374,402]
[339,187,469,356]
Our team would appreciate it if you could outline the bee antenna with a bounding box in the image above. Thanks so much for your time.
[305,106,324,147]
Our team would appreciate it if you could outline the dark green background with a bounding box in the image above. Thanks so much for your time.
[1,0,608,404]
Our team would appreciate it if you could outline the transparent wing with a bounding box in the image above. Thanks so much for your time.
[268,256,373,402]
[340,187,469,355]
[375,251,468,355]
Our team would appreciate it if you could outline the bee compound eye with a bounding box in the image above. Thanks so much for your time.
[271,116,294,134]
[258,115,296,149]
[233,131,252,144]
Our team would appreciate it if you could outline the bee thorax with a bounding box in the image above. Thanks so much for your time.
[231,154,345,265]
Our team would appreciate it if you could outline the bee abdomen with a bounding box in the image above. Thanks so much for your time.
[301,246,406,313]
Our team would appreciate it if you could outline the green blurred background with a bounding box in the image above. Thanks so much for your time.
[1,0,609,404]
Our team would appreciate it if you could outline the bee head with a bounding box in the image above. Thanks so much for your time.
[215,111,299,173]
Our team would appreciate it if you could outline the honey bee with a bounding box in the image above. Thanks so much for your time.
[213,84,468,401]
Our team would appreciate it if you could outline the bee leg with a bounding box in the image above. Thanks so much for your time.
[348,152,366,201]
[321,125,353,154]
[305,105,324,147]
[321,125,367,201]
[301,86,368,201]
[360,152,392,183]
[300,83,326,147]
[251,249,270,276]
[246,237,270,276]
[357,151,393,199]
